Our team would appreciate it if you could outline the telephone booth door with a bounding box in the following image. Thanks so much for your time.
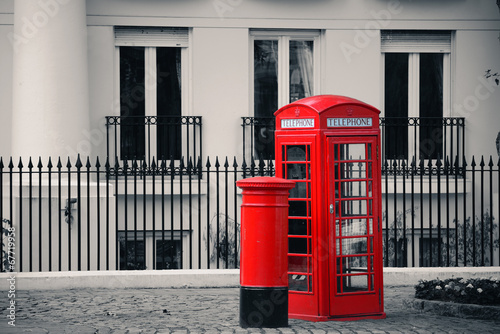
[327,136,383,318]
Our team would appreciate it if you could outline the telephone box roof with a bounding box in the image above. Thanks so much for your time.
[274,94,380,116]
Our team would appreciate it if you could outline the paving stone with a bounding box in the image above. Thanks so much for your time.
[0,287,499,333]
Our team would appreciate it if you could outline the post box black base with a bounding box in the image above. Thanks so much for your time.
[239,286,288,328]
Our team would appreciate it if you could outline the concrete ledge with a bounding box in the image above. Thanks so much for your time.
[1,267,499,290]
[383,267,500,286]
[403,298,500,320]
[0,269,240,290]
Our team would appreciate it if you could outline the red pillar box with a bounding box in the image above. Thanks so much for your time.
[236,176,295,328]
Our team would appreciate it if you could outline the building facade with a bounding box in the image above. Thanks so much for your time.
[0,0,499,272]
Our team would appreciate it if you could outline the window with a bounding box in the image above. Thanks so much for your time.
[419,237,442,267]
[115,27,190,162]
[251,30,320,160]
[118,231,185,270]
[382,31,452,160]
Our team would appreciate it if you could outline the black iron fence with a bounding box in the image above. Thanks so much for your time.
[0,154,498,272]
[380,117,465,162]
[241,117,466,166]
[106,115,202,169]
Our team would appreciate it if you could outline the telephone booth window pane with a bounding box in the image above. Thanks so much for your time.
[286,145,307,161]
[289,237,308,254]
[289,255,307,272]
[282,143,312,294]
[341,219,368,237]
[287,164,307,180]
[345,256,368,270]
[341,237,368,255]
[340,181,367,198]
[289,219,308,235]
[289,274,309,292]
[289,201,308,216]
[344,275,369,293]
[340,163,366,179]
[289,181,307,198]
[341,199,367,216]
[369,219,374,234]
[339,144,366,161]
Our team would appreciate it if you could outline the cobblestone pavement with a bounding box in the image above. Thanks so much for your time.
[0,286,499,333]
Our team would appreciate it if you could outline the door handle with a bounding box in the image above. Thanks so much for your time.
[330,204,334,214]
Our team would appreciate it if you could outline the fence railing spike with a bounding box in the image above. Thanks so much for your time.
[480,156,485,167]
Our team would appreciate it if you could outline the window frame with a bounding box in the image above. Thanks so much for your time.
[249,29,322,117]
[118,230,190,270]
[113,27,192,163]
[380,30,454,162]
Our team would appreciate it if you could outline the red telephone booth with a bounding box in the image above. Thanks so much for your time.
[274,95,386,321]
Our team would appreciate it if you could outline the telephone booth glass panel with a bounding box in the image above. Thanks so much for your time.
[281,144,313,293]
[328,137,378,300]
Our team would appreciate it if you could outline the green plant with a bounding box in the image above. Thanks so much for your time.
[449,212,500,266]
[382,210,499,267]
[205,213,240,269]
[382,209,415,267]
[415,277,500,306]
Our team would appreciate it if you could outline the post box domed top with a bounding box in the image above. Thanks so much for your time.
[274,95,380,131]
[236,176,295,190]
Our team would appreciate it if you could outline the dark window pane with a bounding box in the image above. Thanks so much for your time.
[384,53,408,159]
[286,145,307,161]
[289,237,308,254]
[254,40,278,160]
[156,239,182,269]
[289,219,308,235]
[120,46,145,160]
[157,47,182,159]
[288,255,307,272]
[419,53,443,159]
[289,40,313,102]
[119,239,146,270]
[289,200,307,217]
[289,274,309,292]
[419,237,440,267]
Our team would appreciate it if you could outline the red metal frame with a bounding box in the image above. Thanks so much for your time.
[274,95,386,321]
